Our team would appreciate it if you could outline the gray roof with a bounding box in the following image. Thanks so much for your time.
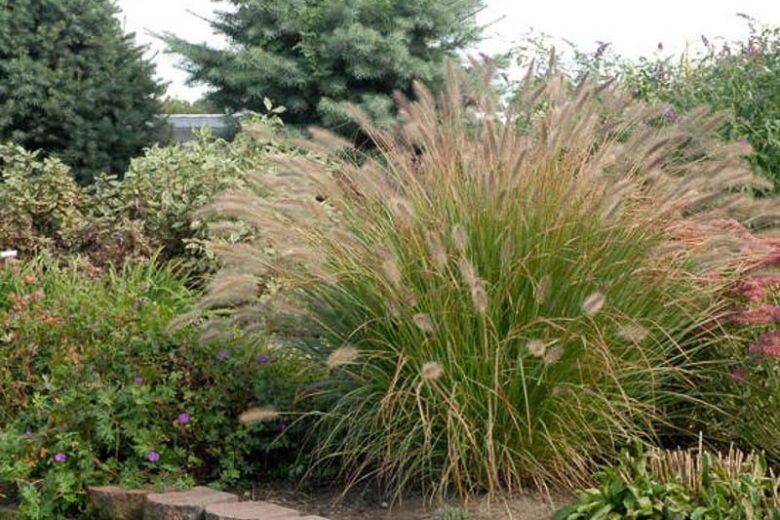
[165,114,228,129]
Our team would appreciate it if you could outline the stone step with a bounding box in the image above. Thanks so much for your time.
[143,487,239,520]
[204,502,330,520]
[88,485,150,520]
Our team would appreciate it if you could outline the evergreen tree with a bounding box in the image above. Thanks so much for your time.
[165,0,484,133]
[0,0,168,183]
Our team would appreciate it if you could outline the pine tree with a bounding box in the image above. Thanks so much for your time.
[0,0,168,183]
[164,0,484,133]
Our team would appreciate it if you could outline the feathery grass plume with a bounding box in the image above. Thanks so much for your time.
[195,59,778,501]
[457,258,477,287]
[582,292,606,317]
[413,313,435,333]
[452,225,468,253]
[421,362,444,381]
[326,346,359,369]
[534,275,551,305]
[543,345,564,365]
[426,231,448,269]
[618,323,650,343]
[389,197,415,227]
[527,340,547,358]
[381,258,404,290]
[199,271,258,310]
[470,278,488,314]
[238,406,280,424]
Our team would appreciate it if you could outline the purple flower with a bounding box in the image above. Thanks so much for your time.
[24,430,34,438]
[225,331,234,340]
[143,283,150,292]
[216,350,230,361]
[595,41,610,59]
[178,412,190,425]
[134,299,143,309]
[662,109,680,122]
[147,451,160,463]
[192,318,202,326]
[257,354,274,365]
[133,376,145,385]
[54,452,67,463]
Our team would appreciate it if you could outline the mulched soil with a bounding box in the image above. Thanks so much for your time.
[247,481,572,520]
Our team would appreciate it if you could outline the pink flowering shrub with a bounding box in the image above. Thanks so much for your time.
[686,220,780,457]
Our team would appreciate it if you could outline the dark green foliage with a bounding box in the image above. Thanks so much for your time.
[0,0,168,183]
[164,0,484,133]
[0,259,312,518]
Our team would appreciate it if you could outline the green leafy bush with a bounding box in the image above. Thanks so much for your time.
[116,118,292,272]
[0,117,289,272]
[0,144,150,266]
[0,144,87,255]
[516,18,780,191]
[201,65,774,499]
[615,19,780,191]
[0,259,309,519]
[554,444,780,519]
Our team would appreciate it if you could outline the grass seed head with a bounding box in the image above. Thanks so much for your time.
[327,346,359,369]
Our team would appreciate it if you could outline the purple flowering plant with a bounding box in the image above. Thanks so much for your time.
[0,259,313,516]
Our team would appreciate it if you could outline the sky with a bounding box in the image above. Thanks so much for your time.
[115,0,780,102]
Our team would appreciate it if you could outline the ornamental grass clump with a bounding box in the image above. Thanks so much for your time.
[200,63,777,498]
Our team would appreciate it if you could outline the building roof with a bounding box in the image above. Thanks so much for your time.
[165,114,228,129]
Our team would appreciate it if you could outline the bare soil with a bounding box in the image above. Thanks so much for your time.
[248,482,572,520]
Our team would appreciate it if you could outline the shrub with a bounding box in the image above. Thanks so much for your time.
[116,118,291,272]
[164,0,485,134]
[684,225,780,459]
[553,444,780,519]
[0,144,87,255]
[0,144,150,266]
[0,259,309,518]
[200,65,774,499]
[616,19,780,192]
[0,117,289,272]
[524,17,780,192]
[0,0,168,183]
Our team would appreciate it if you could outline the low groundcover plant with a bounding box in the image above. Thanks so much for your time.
[200,63,775,500]
[554,443,780,519]
[0,259,308,518]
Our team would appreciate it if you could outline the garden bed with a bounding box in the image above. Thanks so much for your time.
[250,482,571,520]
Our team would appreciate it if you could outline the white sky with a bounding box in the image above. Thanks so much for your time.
[115,0,780,102]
